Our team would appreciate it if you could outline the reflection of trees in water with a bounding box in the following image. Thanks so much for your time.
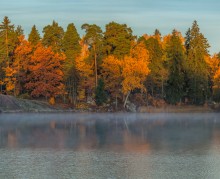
[7,131,18,148]
[145,121,213,153]
[0,117,218,153]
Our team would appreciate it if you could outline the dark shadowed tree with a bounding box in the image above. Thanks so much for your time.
[185,21,210,104]
[95,78,107,106]
[62,23,81,104]
[165,30,186,104]
[144,36,167,98]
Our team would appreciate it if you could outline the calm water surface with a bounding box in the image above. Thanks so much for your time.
[0,113,220,179]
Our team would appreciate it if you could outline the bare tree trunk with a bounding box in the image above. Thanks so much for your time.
[95,52,97,88]
[6,28,9,66]
[151,86,154,98]
[93,45,98,88]
[123,91,131,108]
[73,78,78,106]
[73,78,77,105]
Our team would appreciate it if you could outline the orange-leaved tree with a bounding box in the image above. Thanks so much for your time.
[4,35,33,96]
[102,55,123,109]
[205,54,220,80]
[25,42,65,104]
[3,66,16,93]
[122,42,150,107]
[214,68,220,87]
[13,35,33,95]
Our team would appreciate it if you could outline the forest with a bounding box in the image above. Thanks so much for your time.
[0,16,220,109]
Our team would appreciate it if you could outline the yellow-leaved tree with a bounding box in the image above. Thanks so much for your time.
[13,35,33,95]
[205,54,219,78]
[214,69,220,87]
[205,54,220,100]
[75,38,94,102]
[102,42,150,108]
[122,42,150,107]
[102,55,123,109]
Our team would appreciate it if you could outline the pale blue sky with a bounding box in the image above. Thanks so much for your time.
[0,0,219,54]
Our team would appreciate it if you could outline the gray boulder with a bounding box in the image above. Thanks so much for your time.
[125,101,136,112]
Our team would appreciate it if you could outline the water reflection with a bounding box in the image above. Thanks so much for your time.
[1,113,220,178]
[0,113,219,154]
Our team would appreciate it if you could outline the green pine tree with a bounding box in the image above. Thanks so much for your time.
[42,21,64,52]
[185,21,210,104]
[63,23,81,61]
[185,28,191,56]
[103,22,135,59]
[154,29,161,37]
[15,25,24,37]
[0,16,16,64]
[81,23,103,88]
[165,30,186,104]
[0,16,16,93]
[144,36,167,98]
[62,23,81,104]
[95,79,107,106]
[28,25,41,46]
[217,52,220,59]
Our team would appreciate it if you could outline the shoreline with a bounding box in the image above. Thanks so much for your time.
[137,105,216,113]
[0,105,217,113]
[0,94,219,113]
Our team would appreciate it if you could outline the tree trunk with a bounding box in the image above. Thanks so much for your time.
[93,45,98,88]
[123,91,131,108]
[6,28,9,65]
[73,78,77,106]
[72,78,78,106]
[151,85,154,98]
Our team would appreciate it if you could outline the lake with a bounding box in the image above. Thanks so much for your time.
[0,113,220,179]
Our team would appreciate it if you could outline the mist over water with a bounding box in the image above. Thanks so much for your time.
[1,113,220,178]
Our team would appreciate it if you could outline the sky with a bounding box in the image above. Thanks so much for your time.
[0,0,220,54]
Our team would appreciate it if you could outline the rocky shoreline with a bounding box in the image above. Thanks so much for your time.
[0,94,219,113]
[0,94,70,113]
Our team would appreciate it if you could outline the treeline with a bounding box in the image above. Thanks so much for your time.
[0,16,220,107]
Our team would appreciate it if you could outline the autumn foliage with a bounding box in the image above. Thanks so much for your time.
[102,55,122,98]
[25,42,65,99]
[122,42,150,94]
[1,16,220,107]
